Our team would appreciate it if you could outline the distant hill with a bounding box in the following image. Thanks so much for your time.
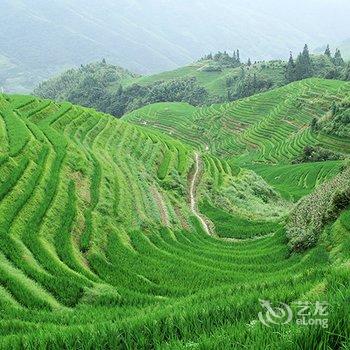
[34,60,210,117]
[34,57,289,116]
[1,0,350,92]
[33,61,138,104]
[34,48,350,117]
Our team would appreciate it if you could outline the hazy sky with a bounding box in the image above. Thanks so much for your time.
[1,0,349,91]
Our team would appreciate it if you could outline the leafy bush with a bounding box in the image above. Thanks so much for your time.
[200,200,281,239]
[312,97,350,138]
[287,167,350,252]
[230,73,273,99]
[293,146,343,163]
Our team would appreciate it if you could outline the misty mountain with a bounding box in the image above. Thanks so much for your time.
[1,0,349,92]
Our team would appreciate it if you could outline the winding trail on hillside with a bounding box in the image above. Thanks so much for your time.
[190,152,276,242]
[189,152,212,235]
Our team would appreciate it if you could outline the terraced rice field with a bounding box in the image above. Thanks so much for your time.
[125,78,350,164]
[250,161,343,201]
[0,78,350,349]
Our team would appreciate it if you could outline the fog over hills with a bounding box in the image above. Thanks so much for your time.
[0,0,349,92]
[338,39,350,59]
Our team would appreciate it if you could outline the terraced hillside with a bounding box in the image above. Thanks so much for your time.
[125,78,350,161]
[0,79,350,349]
[125,78,350,200]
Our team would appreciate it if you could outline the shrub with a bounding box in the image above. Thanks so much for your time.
[314,97,350,138]
[293,146,343,163]
[287,167,350,252]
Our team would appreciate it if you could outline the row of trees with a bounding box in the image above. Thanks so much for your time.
[293,146,342,163]
[202,50,241,68]
[67,76,209,117]
[285,44,345,82]
[103,77,208,117]
[227,70,273,100]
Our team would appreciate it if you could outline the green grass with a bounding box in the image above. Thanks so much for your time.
[200,201,282,239]
[0,109,31,157]
[250,160,342,201]
[0,78,349,349]
[157,147,173,180]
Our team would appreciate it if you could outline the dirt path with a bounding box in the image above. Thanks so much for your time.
[189,152,211,235]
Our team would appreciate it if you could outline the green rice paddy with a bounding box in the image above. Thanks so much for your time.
[0,78,349,349]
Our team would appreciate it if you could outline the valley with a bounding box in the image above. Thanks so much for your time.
[0,75,349,348]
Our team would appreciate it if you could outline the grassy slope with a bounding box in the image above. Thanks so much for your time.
[0,78,350,348]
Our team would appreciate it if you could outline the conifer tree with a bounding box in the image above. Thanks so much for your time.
[239,66,245,78]
[342,62,350,81]
[331,101,338,116]
[310,117,318,131]
[333,49,344,66]
[247,58,252,67]
[253,73,257,90]
[324,45,331,57]
[294,53,303,80]
[286,52,296,82]
[233,51,237,61]
[302,44,312,76]
[295,44,312,80]
[117,84,123,96]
